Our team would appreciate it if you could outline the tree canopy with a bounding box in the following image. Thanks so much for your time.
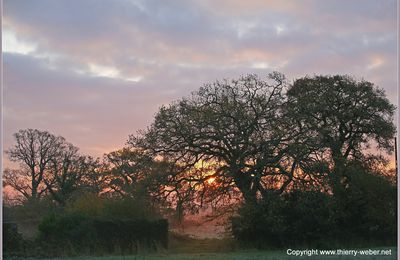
[5,129,99,204]
[131,73,396,204]
[3,73,397,255]
[5,73,396,209]
[286,75,396,192]
[6,129,67,202]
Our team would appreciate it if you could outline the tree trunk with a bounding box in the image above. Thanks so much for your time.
[233,171,257,204]
[176,199,184,223]
[31,179,39,202]
[330,147,346,196]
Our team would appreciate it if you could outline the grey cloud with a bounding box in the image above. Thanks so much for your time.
[3,0,397,157]
[4,53,176,156]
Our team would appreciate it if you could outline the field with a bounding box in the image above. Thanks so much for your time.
[43,235,397,260]
[50,249,397,260]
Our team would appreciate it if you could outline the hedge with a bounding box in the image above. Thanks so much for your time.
[38,213,168,256]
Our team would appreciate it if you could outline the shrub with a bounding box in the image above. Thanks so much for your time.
[231,191,332,248]
[65,193,105,217]
[66,195,160,220]
[37,213,168,256]
[332,162,397,245]
[231,164,397,248]
[3,222,25,255]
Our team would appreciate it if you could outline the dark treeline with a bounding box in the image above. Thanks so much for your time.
[3,73,397,257]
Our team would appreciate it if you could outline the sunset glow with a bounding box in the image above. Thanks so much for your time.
[207,177,216,185]
[2,1,397,257]
[3,0,397,162]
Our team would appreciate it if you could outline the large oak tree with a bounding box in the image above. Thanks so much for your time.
[286,75,396,193]
[131,73,300,204]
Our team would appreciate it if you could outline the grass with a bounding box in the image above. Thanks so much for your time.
[45,249,397,260]
[5,233,397,259]
[35,236,399,260]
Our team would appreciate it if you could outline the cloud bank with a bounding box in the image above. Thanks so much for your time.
[3,0,397,157]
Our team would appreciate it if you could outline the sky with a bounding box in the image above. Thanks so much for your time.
[3,0,398,160]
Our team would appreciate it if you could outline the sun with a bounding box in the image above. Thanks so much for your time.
[207,177,216,185]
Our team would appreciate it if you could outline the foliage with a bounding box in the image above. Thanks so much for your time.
[332,161,397,244]
[66,193,161,220]
[4,198,61,225]
[3,194,167,258]
[286,75,396,193]
[3,223,26,255]
[4,129,101,205]
[231,163,396,248]
[231,191,333,248]
[65,193,105,217]
[131,73,396,210]
[37,213,168,256]
[103,148,173,210]
[45,149,100,206]
[131,72,301,206]
[3,72,396,257]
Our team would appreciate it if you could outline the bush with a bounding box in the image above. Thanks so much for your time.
[3,222,25,255]
[38,213,94,255]
[231,191,332,248]
[332,162,397,245]
[37,213,168,256]
[20,195,168,257]
[232,164,397,248]
[66,194,161,220]
[282,191,334,247]
[65,193,105,217]
[102,197,161,220]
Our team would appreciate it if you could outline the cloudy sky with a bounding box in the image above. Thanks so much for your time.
[3,0,397,159]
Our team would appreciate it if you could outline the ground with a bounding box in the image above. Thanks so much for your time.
[48,249,398,260]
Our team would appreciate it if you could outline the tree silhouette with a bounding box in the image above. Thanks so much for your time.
[5,129,100,204]
[286,75,396,193]
[5,129,66,202]
[131,73,300,204]
[44,144,99,206]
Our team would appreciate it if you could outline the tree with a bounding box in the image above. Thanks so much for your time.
[5,129,100,204]
[105,148,162,199]
[6,129,66,202]
[104,148,194,221]
[130,73,299,204]
[286,75,396,193]
[43,143,99,206]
